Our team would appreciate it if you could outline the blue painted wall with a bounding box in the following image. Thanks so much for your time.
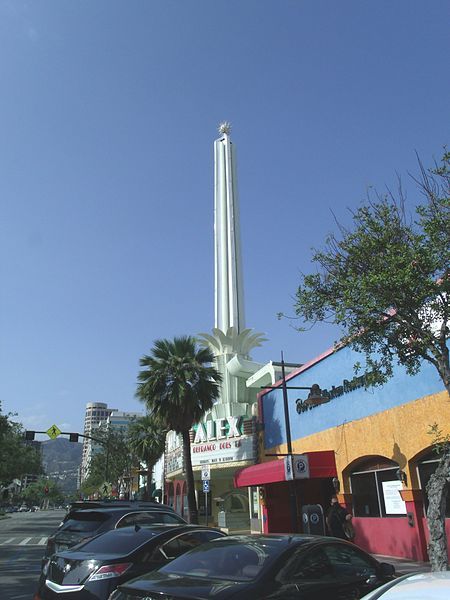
[263,345,446,449]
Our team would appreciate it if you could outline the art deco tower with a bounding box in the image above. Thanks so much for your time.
[199,123,265,415]
[214,122,245,334]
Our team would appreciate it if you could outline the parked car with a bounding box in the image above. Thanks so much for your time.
[110,534,395,600]
[34,524,226,600]
[360,571,450,599]
[43,501,186,562]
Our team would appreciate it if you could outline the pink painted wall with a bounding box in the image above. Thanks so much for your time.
[353,517,423,560]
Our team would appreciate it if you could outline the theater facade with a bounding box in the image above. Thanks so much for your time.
[164,408,258,531]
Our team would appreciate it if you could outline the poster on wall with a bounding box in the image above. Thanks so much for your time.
[382,480,406,514]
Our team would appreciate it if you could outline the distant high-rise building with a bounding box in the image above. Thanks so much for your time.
[80,404,143,483]
[107,410,143,432]
[80,402,116,481]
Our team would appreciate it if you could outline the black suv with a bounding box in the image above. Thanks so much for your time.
[44,501,186,562]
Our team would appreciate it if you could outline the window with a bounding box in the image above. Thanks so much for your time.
[350,458,405,518]
[351,472,380,517]
[324,544,376,580]
[281,547,334,582]
[117,511,185,528]
[61,512,109,532]
[80,528,156,554]
[161,531,221,559]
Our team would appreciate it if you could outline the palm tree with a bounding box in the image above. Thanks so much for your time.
[136,336,222,523]
[128,415,167,500]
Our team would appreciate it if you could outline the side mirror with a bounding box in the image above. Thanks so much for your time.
[379,562,395,577]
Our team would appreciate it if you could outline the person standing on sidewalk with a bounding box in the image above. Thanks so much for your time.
[326,495,354,540]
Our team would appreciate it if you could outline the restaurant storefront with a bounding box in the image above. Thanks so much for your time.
[234,343,449,560]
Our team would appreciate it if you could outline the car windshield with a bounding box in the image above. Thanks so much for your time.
[159,538,283,581]
[61,512,109,532]
[77,527,159,554]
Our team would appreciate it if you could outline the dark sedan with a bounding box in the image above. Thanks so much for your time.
[34,524,225,600]
[109,534,396,600]
[44,501,186,561]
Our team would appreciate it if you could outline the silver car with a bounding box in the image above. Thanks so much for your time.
[361,572,450,599]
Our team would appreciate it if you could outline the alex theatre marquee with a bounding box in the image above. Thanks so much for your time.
[165,416,257,477]
[191,416,256,466]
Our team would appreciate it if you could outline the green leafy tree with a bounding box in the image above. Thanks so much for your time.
[292,153,449,570]
[21,478,64,507]
[0,402,42,486]
[81,426,133,498]
[128,415,167,500]
[136,336,221,523]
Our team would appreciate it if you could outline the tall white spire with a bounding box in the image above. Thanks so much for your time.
[214,122,245,333]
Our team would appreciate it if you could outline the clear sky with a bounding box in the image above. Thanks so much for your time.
[1,1,448,436]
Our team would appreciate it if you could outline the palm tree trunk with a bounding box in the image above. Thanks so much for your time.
[146,464,154,500]
[182,429,198,524]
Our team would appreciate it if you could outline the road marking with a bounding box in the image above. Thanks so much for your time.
[0,536,50,546]
[18,537,32,545]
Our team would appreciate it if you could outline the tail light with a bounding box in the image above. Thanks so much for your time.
[41,558,51,576]
[88,562,132,581]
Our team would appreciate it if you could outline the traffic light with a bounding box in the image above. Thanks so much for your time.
[44,485,49,495]
[25,431,35,441]
[69,433,79,443]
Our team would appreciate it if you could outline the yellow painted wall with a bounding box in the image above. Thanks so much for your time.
[266,390,449,490]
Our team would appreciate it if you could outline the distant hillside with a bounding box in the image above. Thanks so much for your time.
[41,437,83,493]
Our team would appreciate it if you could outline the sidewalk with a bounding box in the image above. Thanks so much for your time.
[374,554,432,575]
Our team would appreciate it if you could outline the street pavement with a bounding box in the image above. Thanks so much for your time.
[0,509,65,600]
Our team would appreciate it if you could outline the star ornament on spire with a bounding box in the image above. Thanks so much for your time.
[218,121,232,135]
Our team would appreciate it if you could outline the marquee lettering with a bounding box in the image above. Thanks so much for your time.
[193,416,242,444]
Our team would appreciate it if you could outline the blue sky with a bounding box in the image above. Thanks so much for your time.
[0,1,448,436]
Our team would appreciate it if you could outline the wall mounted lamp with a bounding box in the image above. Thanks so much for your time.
[396,469,408,486]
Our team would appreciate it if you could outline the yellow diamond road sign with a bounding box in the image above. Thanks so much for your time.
[46,424,61,439]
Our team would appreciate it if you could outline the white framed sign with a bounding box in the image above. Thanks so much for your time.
[201,465,211,481]
[382,480,406,515]
[191,434,256,466]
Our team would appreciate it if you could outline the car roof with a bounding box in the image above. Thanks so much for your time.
[69,501,174,511]
[94,524,222,538]
[224,533,334,546]
[361,572,450,599]
[70,507,175,514]
[66,506,180,520]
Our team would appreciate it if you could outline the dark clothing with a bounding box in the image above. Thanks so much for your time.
[326,503,348,539]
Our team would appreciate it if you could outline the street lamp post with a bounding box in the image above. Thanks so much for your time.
[262,352,325,533]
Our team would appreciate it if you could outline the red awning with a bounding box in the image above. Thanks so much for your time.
[234,450,336,488]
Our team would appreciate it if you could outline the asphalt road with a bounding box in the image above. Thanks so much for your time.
[0,509,65,600]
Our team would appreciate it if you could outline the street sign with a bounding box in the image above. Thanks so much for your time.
[46,424,62,439]
[293,454,310,479]
[201,465,211,481]
[203,480,210,493]
[100,482,112,496]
